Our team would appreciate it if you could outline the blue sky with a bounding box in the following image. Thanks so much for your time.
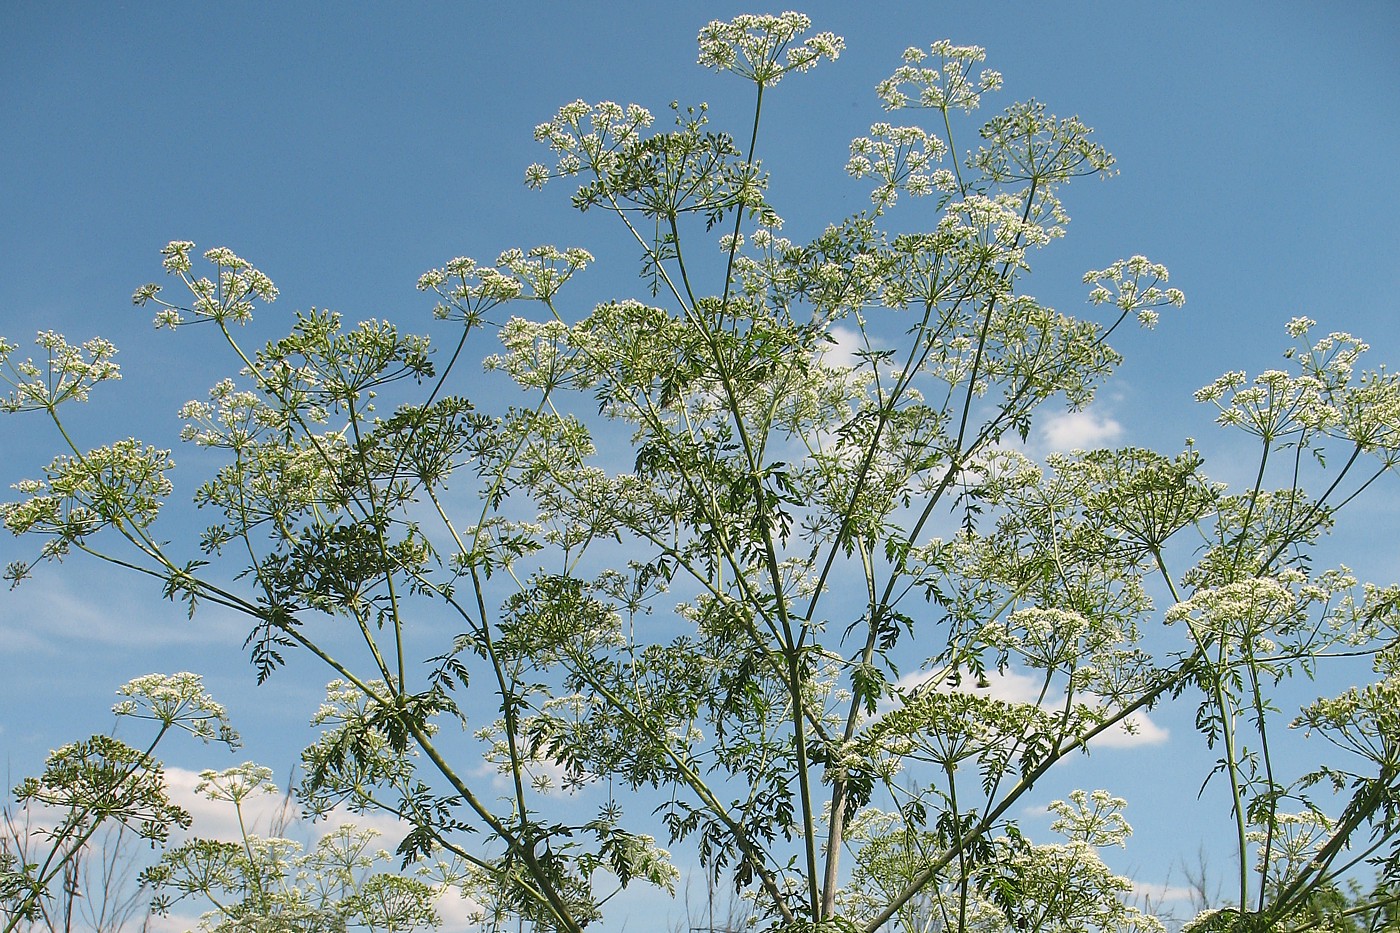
[3,3,1400,928]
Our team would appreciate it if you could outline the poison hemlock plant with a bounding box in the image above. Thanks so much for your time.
[5,12,1400,933]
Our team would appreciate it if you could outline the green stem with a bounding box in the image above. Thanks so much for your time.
[947,764,969,933]
[1246,639,1280,916]
[566,665,799,926]
[1216,638,1251,912]
[352,396,410,691]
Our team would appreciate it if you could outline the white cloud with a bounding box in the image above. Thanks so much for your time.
[1038,409,1123,453]
[968,668,1044,705]
[435,888,487,933]
[1091,710,1170,748]
[823,325,864,370]
[163,765,423,849]
[1131,880,1198,905]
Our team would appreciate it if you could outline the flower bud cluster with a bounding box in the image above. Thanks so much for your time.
[0,332,121,413]
[1083,255,1185,329]
[135,241,277,329]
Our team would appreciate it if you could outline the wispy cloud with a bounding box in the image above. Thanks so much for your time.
[0,574,245,655]
[1131,880,1198,904]
[1038,408,1123,453]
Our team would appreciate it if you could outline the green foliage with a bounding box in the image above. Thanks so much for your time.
[6,11,1400,933]
[143,763,453,933]
[0,673,235,933]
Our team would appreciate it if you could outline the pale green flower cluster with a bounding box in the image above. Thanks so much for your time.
[1246,810,1335,885]
[114,671,240,747]
[843,805,1160,933]
[976,101,1116,186]
[178,378,278,449]
[1323,578,1400,647]
[1286,320,1400,452]
[481,694,609,796]
[991,606,1093,670]
[496,245,594,302]
[1294,671,1400,764]
[147,815,449,933]
[483,316,573,390]
[726,227,801,299]
[967,445,1044,493]
[0,331,121,413]
[536,465,632,552]
[877,40,1000,112]
[987,838,1164,933]
[1195,368,1329,439]
[863,688,1046,770]
[696,12,843,86]
[299,679,428,820]
[191,423,352,550]
[159,239,196,274]
[935,192,1058,267]
[15,734,192,845]
[777,351,874,442]
[525,299,680,401]
[1165,572,1309,645]
[1334,371,1400,454]
[2,439,175,565]
[1070,446,1219,558]
[1282,316,1366,371]
[310,678,390,728]
[134,241,278,329]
